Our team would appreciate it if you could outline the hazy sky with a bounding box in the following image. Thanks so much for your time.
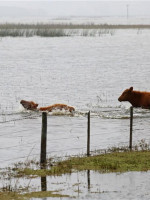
[0,1,150,17]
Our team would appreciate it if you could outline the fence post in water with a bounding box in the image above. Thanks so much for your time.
[129,106,133,151]
[87,111,90,156]
[40,112,47,168]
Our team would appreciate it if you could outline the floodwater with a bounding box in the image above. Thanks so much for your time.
[1,16,150,25]
[1,29,150,166]
[0,28,150,199]
[1,170,150,200]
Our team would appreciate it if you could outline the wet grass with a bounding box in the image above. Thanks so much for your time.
[16,151,150,177]
[0,29,69,37]
[24,191,69,198]
[51,151,150,173]
[1,23,150,30]
[2,149,150,199]
[0,192,22,200]
[0,23,150,37]
[0,27,114,37]
[0,191,69,200]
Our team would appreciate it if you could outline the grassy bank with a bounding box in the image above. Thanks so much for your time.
[17,151,150,177]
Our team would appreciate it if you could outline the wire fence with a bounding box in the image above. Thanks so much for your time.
[0,109,150,167]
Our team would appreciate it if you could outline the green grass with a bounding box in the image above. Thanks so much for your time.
[17,151,150,177]
[23,191,69,198]
[0,191,69,200]
[54,151,150,173]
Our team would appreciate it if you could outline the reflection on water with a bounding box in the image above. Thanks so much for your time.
[41,170,150,200]
[41,176,47,192]
[87,170,90,192]
[1,169,149,200]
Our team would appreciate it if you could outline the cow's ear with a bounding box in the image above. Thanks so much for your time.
[129,87,133,91]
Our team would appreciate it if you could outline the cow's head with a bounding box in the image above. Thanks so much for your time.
[118,87,133,102]
[20,100,38,110]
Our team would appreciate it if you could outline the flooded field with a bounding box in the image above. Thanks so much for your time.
[1,169,150,200]
[0,27,150,199]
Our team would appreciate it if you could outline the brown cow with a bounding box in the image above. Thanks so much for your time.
[118,87,150,108]
[39,104,75,113]
[20,100,75,113]
[20,100,39,110]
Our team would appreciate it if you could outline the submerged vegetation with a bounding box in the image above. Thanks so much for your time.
[0,23,150,37]
[0,28,69,37]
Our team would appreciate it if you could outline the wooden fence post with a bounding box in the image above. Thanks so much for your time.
[129,106,133,151]
[87,111,90,156]
[40,112,47,168]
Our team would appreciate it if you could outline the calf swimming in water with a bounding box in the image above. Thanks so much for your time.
[20,100,75,113]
